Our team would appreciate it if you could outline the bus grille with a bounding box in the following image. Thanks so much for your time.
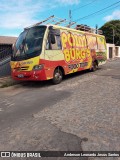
[14,66,29,71]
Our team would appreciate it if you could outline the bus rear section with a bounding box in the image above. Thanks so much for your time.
[11,25,107,84]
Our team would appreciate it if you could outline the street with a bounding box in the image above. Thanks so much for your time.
[0,59,120,160]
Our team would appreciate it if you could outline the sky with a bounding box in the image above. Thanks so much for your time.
[0,0,120,37]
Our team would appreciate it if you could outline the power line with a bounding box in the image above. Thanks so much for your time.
[74,4,120,22]
[83,4,120,21]
[69,0,98,23]
[74,1,120,22]
[72,0,98,12]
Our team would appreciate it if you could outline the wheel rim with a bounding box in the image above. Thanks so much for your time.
[54,72,62,81]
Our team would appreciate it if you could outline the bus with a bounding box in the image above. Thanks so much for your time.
[11,24,107,84]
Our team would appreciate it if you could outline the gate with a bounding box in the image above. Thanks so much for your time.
[0,44,12,77]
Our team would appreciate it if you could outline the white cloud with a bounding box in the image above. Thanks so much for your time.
[103,10,120,22]
[0,0,46,29]
[0,0,63,29]
[1,13,38,29]
[0,0,80,31]
[55,0,80,5]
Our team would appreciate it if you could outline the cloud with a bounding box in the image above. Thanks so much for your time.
[0,0,46,29]
[1,13,38,29]
[103,10,120,21]
[0,0,62,29]
[0,0,80,31]
[55,0,80,5]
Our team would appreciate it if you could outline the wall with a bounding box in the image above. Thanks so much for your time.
[106,43,120,59]
[115,46,120,57]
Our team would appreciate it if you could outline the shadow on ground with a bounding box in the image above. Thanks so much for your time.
[18,69,103,89]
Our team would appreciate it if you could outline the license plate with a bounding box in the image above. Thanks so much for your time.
[18,74,24,78]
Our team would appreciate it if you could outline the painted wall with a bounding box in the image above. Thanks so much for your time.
[106,43,120,59]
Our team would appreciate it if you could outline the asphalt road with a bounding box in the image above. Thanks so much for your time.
[0,59,120,160]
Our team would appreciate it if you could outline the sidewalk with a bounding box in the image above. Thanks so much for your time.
[0,76,18,88]
[107,57,120,62]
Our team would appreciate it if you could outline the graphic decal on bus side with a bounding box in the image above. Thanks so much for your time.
[61,32,94,72]
[61,32,91,63]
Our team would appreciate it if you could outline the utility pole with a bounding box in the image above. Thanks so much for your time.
[113,28,115,44]
[69,10,72,27]
[110,24,115,44]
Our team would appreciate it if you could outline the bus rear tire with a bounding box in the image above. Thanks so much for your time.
[52,68,63,84]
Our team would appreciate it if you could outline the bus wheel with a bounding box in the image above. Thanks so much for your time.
[91,61,97,72]
[52,68,63,84]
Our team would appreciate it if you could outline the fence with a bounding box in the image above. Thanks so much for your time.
[0,44,12,61]
[0,44,12,77]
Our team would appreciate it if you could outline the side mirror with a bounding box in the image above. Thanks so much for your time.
[50,34,55,44]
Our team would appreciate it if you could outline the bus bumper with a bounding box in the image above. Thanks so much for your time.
[11,70,46,81]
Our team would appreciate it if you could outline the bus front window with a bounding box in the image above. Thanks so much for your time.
[12,26,46,61]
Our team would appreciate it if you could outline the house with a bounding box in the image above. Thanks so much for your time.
[106,43,120,59]
[0,36,17,61]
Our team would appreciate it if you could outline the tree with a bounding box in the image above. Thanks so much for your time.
[99,20,120,46]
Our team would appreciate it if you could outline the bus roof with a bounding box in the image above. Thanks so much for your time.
[48,24,105,38]
[24,23,105,38]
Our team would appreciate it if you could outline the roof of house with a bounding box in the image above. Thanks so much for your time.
[0,36,17,45]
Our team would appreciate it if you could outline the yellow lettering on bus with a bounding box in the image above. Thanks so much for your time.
[70,48,76,61]
[86,49,91,58]
[71,33,75,47]
[61,32,67,48]
[74,35,79,47]
[76,49,81,60]
[81,49,86,59]
[68,33,72,47]
[82,36,87,48]
[63,49,70,62]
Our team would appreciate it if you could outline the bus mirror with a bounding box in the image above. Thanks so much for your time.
[51,34,55,44]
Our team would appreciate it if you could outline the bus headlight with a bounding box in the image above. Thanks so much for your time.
[33,64,44,70]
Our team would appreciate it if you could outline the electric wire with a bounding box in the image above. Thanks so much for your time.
[75,4,120,22]
[72,0,98,12]
[74,1,120,22]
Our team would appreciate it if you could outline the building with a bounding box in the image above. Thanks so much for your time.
[0,36,17,61]
[115,46,120,57]
[106,43,120,59]
[0,36,17,77]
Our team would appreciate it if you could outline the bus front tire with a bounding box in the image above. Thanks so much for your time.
[52,68,63,84]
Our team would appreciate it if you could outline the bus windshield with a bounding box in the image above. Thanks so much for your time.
[12,26,46,61]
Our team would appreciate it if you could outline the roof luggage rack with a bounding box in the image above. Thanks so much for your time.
[24,15,103,35]
[24,15,76,29]
[76,24,103,34]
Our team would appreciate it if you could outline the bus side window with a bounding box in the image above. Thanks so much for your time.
[56,35,62,49]
[46,29,62,50]
[51,34,58,50]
